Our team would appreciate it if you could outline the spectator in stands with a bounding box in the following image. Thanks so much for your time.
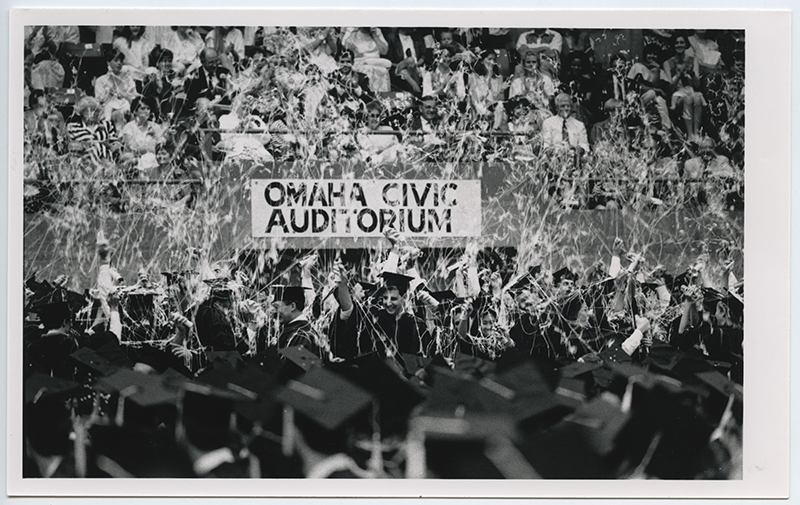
[299,63,331,123]
[28,40,66,90]
[590,98,627,147]
[120,96,166,174]
[385,27,431,95]
[204,26,245,74]
[328,49,373,121]
[541,92,589,155]
[94,46,138,131]
[342,27,392,93]
[468,50,507,130]
[66,96,121,164]
[422,46,466,104]
[664,34,705,142]
[536,47,560,83]
[409,95,445,153]
[184,47,232,115]
[438,29,471,64]
[503,98,539,159]
[560,51,599,125]
[296,27,339,76]
[509,49,555,127]
[113,26,153,79]
[177,97,223,164]
[357,101,402,165]
[687,29,725,79]
[142,47,179,121]
[25,89,67,154]
[625,45,673,144]
[162,26,205,76]
[515,28,563,58]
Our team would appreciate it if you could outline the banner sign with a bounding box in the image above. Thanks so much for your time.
[251,179,481,238]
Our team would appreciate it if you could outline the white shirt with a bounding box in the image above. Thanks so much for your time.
[541,115,589,153]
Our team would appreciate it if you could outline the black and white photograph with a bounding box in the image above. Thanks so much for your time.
[5,7,791,499]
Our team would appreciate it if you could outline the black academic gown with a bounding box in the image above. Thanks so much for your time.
[278,316,321,355]
[375,310,432,356]
[195,300,247,354]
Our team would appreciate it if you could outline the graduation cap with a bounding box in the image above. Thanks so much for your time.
[412,412,525,479]
[70,347,130,377]
[701,287,725,312]
[560,360,604,379]
[277,367,374,433]
[25,372,79,404]
[380,271,415,296]
[180,382,243,451]
[429,290,458,305]
[517,413,625,479]
[24,375,77,457]
[93,369,185,431]
[279,344,323,372]
[505,265,543,291]
[204,278,235,300]
[422,367,513,418]
[89,424,194,478]
[29,286,85,326]
[695,370,743,425]
[271,285,312,306]
[335,352,426,435]
[356,281,379,298]
[564,396,631,457]
[161,270,196,284]
[553,267,579,286]
[206,350,245,370]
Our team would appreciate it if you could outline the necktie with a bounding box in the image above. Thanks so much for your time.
[562,117,570,144]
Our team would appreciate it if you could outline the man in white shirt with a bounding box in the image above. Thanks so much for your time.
[541,92,590,155]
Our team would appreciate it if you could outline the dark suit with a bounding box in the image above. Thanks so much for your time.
[183,66,231,112]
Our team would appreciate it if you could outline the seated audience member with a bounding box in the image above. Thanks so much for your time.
[113,26,154,80]
[162,26,205,76]
[467,50,507,130]
[328,49,374,121]
[25,89,67,154]
[28,40,66,90]
[515,28,563,58]
[296,27,339,76]
[184,47,233,116]
[560,51,600,125]
[384,27,431,95]
[142,47,179,121]
[120,96,167,174]
[422,46,466,104]
[509,49,555,127]
[357,101,403,165]
[626,44,672,136]
[437,29,471,64]
[204,26,245,74]
[342,27,392,93]
[66,96,121,163]
[663,33,706,141]
[687,29,726,78]
[541,92,589,155]
[94,46,139,131]
[176,97,223,164]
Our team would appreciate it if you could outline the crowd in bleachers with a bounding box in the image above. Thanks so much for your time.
[23,26,745,211]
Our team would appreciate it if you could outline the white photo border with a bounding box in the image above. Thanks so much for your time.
[5,7,791,499]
